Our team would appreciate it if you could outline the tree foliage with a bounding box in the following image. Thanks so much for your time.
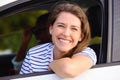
[0,10,48,54]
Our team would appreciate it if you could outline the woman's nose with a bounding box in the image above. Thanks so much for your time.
[62,28,71,36]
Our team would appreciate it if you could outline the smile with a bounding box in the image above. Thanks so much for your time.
[59,38,71,43]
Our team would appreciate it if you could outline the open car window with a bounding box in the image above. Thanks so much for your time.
[0,0,103,77]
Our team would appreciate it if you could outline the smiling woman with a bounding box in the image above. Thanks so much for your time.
[20,1,97,78]
[49,12,82,54]
[1,0,120,80]
[0,0,104,78]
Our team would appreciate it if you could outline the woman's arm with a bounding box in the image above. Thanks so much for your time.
[16,27,32,62]
[49,54,93,78]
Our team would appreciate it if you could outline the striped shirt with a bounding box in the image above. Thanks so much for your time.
[20,42,97,74]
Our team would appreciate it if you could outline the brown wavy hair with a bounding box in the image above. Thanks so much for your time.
[48,1,91,57]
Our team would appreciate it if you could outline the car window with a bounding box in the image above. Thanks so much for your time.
[0,0,103,77]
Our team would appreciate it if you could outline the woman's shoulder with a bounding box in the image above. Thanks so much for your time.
[78,47,97,65]
[83,47,95,52]
[29,42,53,52]
[80,47,96,56]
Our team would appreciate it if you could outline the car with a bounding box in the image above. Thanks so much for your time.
[0,0,120,80]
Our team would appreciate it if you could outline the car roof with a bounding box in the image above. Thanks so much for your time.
[0,0,98,18]
[0,0,59,18]
[0,0,30,11]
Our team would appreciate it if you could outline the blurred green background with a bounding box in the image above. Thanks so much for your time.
[0,10,48,54]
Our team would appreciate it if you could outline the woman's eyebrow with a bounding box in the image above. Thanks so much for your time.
[71,25,80,29]
[56,22,65,25]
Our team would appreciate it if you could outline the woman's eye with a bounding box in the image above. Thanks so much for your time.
[72,28,78,31]
[58,24,64,27]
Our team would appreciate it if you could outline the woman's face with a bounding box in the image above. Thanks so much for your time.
[49,12,83,54]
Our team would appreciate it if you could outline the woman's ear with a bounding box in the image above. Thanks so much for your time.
[79,33,84,42]
[49,25,53,35]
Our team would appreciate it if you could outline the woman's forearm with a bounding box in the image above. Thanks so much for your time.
[49,55,93,78]
[49,58,78,78]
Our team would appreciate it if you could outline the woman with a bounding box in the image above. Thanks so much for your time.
[20,1,97,78]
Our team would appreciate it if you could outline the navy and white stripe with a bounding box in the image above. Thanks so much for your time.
[20,43,53,74]
[20,42,97,74]
[78,47,97,65]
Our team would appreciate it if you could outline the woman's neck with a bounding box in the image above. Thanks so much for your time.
[53,48,66,60]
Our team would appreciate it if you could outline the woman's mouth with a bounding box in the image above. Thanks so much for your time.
[59,38,71,43]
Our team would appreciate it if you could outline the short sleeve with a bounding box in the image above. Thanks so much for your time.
[78,47,97,65]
